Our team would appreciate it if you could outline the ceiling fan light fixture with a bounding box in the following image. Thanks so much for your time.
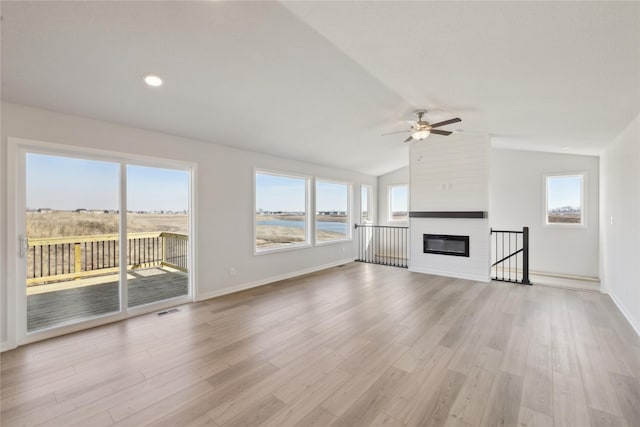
[143,73,163,87]
[411,130,430,140]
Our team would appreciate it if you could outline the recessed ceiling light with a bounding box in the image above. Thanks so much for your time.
[143,74,163,87]
[561,146,569,150]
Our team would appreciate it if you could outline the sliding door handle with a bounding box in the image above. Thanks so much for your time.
[19,235,29,258]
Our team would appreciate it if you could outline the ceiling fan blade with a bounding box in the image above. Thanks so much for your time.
[381,130,410,136]
[403,135,414,143]
[429,118,462,129]
[430,129,453,136]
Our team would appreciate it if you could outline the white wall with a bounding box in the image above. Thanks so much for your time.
[600,114,640,335]
[0,102,377,349]
[377,166,409,226]
[490,148,599,278]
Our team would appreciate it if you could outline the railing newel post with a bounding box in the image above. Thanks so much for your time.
[522,226,530,285]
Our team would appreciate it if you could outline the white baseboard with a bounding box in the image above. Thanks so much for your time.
[196,258,355,302]
[408,266,490,283]
[1,341,14,352]
[604,289,640,337]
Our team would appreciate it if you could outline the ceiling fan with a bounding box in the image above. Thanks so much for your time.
[382,110,462,143]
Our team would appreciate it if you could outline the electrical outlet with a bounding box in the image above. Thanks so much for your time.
[229,267,236,276]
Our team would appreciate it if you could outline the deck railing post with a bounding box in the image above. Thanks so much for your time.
[74,242,81,279]
[522,226,531,285]
[161,233,166,265]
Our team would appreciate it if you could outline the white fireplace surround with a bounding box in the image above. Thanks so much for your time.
[409,217,491,282]
[409,133,491,282]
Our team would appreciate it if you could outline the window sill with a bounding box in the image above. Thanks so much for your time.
[543,222,587,229]
[315,238,353,246]
[254,243,312,256]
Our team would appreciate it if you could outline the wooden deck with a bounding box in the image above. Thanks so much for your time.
[27,267,188,332]
[2,262,639,426]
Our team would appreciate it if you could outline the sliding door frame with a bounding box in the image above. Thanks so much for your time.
[6,137,197,348]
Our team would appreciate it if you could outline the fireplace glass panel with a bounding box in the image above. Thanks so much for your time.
[423,234,469,257]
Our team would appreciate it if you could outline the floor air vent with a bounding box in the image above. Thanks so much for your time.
[157,308,180,316]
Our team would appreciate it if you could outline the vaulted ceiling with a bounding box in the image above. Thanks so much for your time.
[2,1,639,176]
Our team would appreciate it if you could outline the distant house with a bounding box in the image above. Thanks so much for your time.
[74,208,87,213]
[37,208,53,213]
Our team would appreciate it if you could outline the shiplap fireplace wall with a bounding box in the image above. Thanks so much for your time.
[409,133,491,282]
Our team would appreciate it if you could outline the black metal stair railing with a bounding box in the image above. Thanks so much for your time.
[355,224,409,268]
[490,226,531,285]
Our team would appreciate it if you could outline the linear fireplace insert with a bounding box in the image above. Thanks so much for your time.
[423,234,469,257]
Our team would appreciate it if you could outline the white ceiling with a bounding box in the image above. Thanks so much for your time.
[2,1,639,176]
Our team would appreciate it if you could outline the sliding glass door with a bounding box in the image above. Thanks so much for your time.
[17,144,193,340]
[126,165,190,308]
[25,153,122,332]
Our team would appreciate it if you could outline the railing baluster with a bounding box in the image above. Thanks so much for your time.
[508,232,511,282]
[353,225,408,269]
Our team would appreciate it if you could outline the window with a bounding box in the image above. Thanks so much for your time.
[545,173,585,226]
[255,171,309,252]
[361,185,372,223]
[389,184,408,221]
[316,180,350,243]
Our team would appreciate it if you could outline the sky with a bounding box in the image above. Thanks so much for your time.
[26,154,189,211]
[390,185,408,212]
[547,175,581,209]
[256,173,347,212]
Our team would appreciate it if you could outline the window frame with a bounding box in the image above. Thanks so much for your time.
[360,184,372,224]
[388,184,409,223]
[314,177,352,245]
[543,172,586,228]
[254,169,312,255]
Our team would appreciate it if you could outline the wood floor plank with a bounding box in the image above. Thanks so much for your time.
[2,263,639,427]
[292,407,337,427]
[609,372,640,427]
[218,394,284,427]
[517,406,554,427]
[588,407,630,427]
[332,366,408,426]
[260,368,351,427]
[479,371,524,427]
[447,346,502,426]
[521,342,553,417]
[553,372,591,427]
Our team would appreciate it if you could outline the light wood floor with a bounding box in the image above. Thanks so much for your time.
[2,262,639,427]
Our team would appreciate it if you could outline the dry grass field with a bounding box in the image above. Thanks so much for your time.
[27,212,188,238]
[547,214,581,224]
[256,226,343,247]
[27,211,343,248]
[257,214,347,223]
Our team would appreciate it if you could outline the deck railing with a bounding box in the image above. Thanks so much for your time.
[27,232,188,285]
